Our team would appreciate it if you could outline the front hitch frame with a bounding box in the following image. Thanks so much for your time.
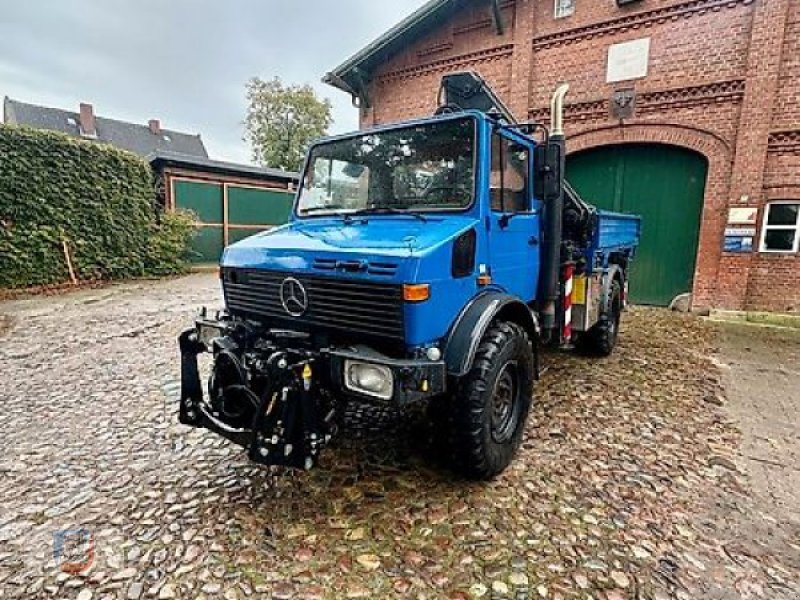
[178,326,333,470]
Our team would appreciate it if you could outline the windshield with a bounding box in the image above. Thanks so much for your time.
[297,117,475,216]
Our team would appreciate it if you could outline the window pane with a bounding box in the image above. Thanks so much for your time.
[767,203,799,226]
[490,136,529,213]
[764,229,796,251]
[555,0,575,18]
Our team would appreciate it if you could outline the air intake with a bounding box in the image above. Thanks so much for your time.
[312,258,398,277]
[367,262,398,276]
[312,258,337,271]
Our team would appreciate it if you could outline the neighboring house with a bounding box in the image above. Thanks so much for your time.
[324,0,800,313]
[3,97,208,158]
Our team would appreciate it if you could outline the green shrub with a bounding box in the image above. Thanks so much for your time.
[145,210,197,276]
[0,125,192,287]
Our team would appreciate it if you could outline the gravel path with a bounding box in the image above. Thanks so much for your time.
[0,274,796,599]
[694,323,800,600]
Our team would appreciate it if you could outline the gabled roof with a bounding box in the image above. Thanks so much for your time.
[147,150,298,183]
[323,0,458,101]
[3,97,208,159]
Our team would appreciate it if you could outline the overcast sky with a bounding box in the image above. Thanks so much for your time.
[0,0,429,164]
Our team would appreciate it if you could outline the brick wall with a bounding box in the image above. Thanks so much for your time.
[772,1,800,131]
[754,0,800,312]
[358,0,799,312]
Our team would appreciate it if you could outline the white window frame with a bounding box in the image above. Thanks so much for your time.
[554,0,575,19]
[759,201,800,253]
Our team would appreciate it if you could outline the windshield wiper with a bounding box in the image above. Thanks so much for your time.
[349,206,428,222]
[300,205,348,215]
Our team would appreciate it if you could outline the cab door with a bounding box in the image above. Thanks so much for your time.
[487,131,540,301]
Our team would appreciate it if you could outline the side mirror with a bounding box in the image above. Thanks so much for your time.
[534,143,562,200]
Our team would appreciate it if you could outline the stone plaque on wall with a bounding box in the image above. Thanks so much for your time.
[728,207,759,225]
[607,38,651,83]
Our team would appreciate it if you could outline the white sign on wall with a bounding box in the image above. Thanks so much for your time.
[728,207,759,225]
[725,227,757,238]
[607,38,651,83]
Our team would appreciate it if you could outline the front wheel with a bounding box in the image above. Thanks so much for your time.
[449,321,535,480]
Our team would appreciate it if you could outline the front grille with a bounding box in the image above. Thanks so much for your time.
[223,269,405,340]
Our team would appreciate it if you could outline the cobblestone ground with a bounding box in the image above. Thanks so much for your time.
[0,274,797,600]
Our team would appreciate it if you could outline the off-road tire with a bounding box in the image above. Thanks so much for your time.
[448,321,535,480]
[579,279,622,357]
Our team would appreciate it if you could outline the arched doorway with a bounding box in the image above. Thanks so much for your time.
[567,144,708,306]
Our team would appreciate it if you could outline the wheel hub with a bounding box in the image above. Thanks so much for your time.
[490,362,519,443]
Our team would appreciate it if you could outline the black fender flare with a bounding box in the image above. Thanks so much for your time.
[443,292,540,378]
[600,264,625,313]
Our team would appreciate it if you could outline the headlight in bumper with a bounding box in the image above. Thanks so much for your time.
[331,348,447,404]
[344,361,394,400]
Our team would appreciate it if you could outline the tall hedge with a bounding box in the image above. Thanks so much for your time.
[0,125,194,288]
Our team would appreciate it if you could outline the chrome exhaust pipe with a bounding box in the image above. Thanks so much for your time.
[550,83,570,137]
[539,83,570,337]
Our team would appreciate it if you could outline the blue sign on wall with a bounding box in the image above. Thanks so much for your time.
[723,228,755,253]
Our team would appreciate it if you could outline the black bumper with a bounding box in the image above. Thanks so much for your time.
[178,321,447,470]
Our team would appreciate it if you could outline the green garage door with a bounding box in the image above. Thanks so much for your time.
[173,180,224,263]
[227,186,293,245]
[173,180,293,263]
[567,144,708,306]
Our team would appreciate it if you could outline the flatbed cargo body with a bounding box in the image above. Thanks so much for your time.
[593,210,642,256]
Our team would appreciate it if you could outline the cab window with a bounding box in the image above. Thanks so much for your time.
[490,134,529,213]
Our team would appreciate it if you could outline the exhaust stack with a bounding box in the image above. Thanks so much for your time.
[550,83,570,136]
[539,84,570,336]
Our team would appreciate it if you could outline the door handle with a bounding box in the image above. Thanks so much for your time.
[528,236,539,246]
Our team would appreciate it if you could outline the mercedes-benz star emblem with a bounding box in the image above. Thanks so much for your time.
[280,277,308,317]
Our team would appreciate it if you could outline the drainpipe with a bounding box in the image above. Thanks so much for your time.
[490,0,504,35]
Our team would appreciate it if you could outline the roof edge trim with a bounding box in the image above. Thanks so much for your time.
[324,0,452,90]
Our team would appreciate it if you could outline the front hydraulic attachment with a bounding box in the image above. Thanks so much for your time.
[178,325,334,470]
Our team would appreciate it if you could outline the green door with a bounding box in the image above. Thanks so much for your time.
[173,180,225,263]
[567,144,707,306]
[173,179,294,263]
[227,186,293,244]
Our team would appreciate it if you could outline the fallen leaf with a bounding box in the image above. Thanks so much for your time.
[356,553,380,571]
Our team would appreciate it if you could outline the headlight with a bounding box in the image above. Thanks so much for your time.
[344,361,394,400]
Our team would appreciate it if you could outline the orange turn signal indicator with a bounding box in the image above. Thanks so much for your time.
[403,284,431,302]
[477,274,492,286]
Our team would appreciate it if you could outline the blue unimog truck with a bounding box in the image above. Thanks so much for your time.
[179,73,641,480]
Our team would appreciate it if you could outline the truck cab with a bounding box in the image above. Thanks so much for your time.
[179,73,641,480]
[222,111,540,352]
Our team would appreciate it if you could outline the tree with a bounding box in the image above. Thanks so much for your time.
[244,77,333,172]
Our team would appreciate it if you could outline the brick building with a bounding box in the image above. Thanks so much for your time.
[324,0,799,311]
